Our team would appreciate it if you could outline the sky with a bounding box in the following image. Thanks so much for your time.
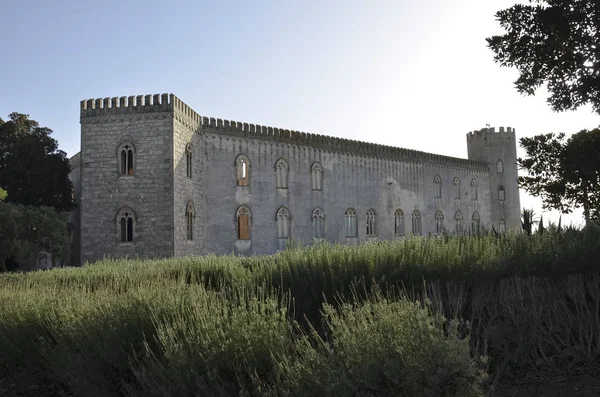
[1,0,598,227]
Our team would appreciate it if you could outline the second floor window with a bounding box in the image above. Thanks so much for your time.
[119,142,135,176]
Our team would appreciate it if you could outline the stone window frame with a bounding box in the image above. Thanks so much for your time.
[275,158,289,189]
[433,175,442,198]
[435,210,444,234]
[186,201,195,241]
[394,209,405,236]
[366,208,378,237]
[498,185,506,201]
[499,218,506,233]
[472,212,481,232]
[412,210,422,235]
[116,207,136,244]
[344,208,358,237]
[235,154,251,187]
[311,161,323,191]
[186,142,193,179]
[496,159,504,174]
[470,179,478,201]
[455,211,464,233]
[276,207,290,239]
[453,177,461,200]
[236,205,252,241]
[117,141,136,177]
[311,207,325,239]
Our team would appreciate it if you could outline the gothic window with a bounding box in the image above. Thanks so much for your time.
[472,212,480,231]
[499,219,506,233]
[366,209,378,237]
[496,159,504,174]
[345,208,357,237]
[276,207,290,239]
[275,158,289,189]
[118,142,136,176]
[455,211,463,233]
[235,154,250,186]
[186,142,193,179]
[453,178,461,200]
[434,175,442,198]
[470,179,478,201]
[186,201,195,240]
[311,162,323,191]
[412,210,422,235]
[394,209,405,236]
[435,211,444,233]
[236,205,251,240]
[498,186,506,201]
[312,208,325,239]
[117,207,135,243]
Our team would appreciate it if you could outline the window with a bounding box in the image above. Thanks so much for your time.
[275,158,289,189]
[453,178,461,200]
[472,212,480,231]
[276,207,290,239]
[496,159,504,174]
[186,142,193,178]
[499,219,506,233]
[118,142,135,176]
[311,162,323,191]
[434,175,442,198]
[312,208,325,239]
[470,179,478,201]
[366,209,377,237]
[455,211,463,233]
[345,208,357,237]
[235,154,250,186]
[394,209,405,236]
[412,210,422,235]
[186,201,195,240]
[498,186,506,201]
[236,206,251,240]
[117,207,135,243]
[435,211,444,233]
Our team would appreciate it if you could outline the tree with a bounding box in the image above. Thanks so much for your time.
[0,113,74,212]
[487,0,600,113]
[518,128,600,225]
[521,208,539,235]
[0,187,6,201]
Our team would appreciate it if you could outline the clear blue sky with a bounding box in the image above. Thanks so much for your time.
[1,0,598,226]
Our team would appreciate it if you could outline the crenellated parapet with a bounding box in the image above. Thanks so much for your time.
[466,126,516,143]
[80,94,173,117]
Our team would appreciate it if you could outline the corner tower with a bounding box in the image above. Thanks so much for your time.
[466,127,521,231]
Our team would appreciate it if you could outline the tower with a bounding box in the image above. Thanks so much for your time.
[466,127,521,231]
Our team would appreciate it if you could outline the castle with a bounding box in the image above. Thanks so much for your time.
[69,93,521,265]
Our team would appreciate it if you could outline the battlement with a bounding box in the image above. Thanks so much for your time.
[466,126,515,142]
[80,94,173,117]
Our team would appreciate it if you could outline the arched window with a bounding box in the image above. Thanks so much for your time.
[499,219,506,233]
[496,159,504,174]
[312,208,325,239]
[366,209,377,237]
[275,158,289,189]
[455,211,463,233]
[118,142,136,176]
[186,201,195,240]
[412,210,422,235]
[345,208,357,237]
[117,207,135,243]
[276,207,290,239]
[236,205,251,240]
[235,154,250,186]
[472,212,480,231]
[453,178,461,200]
[434,175,442,198]
[311,162,323,191]
[394,209,405,236]
[186,142,193,179]
[470,179,478,201]
[435,211,444,233]
[498,186,506,201]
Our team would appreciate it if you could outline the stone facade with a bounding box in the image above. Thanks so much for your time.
[73,93,520,264]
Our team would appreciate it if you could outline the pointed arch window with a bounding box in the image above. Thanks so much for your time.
[366,209,378,237]
[434,175,442,198]
[470,179,478,201]
[275,158,289,189]
[186,142,193,179]
[496,159,504,174]
[499,219,506,233]
[412,210,422,235]
[276,207,290,239]
[345,208,357,237]
[498,186,506,201]
[455,211,463,233]
[235,154,250,186]
[312,208,325,239]
[236,206,251,240]
[311,162,323,191]
[453,178,461,200]
[117,207,135,243]
[435,211,444,233]
[186,201,195,240]
[394,209,405,236]
[118,142,136,176]
[472,212,480,231]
